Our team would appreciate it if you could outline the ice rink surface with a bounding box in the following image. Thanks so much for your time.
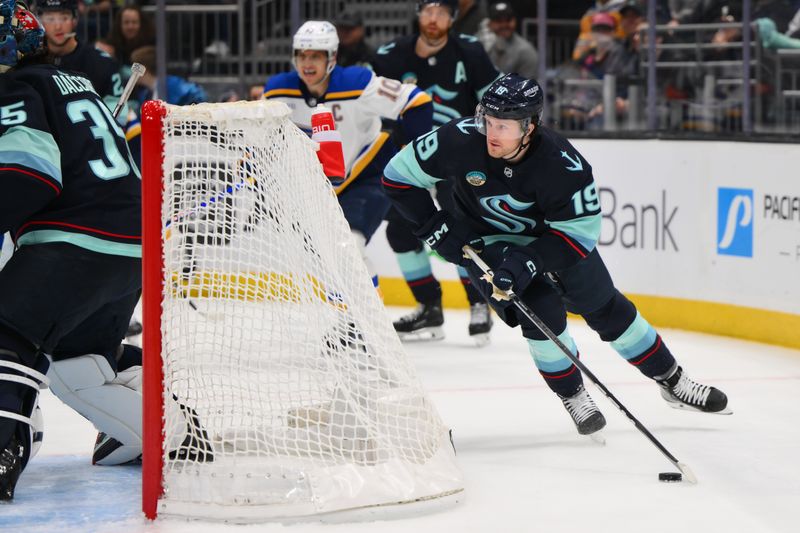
[3,308,799,533]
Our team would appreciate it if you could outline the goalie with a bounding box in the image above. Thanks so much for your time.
[0,1,143,500]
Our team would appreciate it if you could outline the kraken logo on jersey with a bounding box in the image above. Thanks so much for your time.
[480,194,536,233]
[465,171,486,186]
[561,150,584,172]
[427,84,461,125]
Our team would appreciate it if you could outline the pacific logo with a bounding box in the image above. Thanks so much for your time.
[717,187,753,258]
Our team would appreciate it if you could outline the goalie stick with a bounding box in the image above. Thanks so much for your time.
[112,62,146,120]
[462,246,698,484]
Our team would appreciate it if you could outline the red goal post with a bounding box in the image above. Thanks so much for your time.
[139,99,463,522]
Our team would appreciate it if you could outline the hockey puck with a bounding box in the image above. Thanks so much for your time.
[658,472,683,482]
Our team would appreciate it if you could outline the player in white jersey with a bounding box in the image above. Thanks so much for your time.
[264,21,433,285]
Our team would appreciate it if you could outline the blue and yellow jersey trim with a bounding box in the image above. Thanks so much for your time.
[334,131,390,195]
[263,66,374,103]
[263,87,302,99]
[401,89,432,115]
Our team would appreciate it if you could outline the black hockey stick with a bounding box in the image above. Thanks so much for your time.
[463,246,697,483]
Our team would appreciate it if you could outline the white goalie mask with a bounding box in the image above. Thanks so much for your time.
[292,20,339,75]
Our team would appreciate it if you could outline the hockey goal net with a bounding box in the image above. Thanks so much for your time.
[140,100,463,521]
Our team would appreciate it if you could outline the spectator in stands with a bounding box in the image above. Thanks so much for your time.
[217,88,240,103]
[107,4,155,66]
[248,84,264,101]
[452,0,486,36]
[130,45,208,106]
[79,0,113,42]
[618,0,645,38]
[588,20,660,125]
[558,12,624,130]
[578,12,620,79]
[572,0,626,61]
[334,10,375,67]
[478,2,538,78]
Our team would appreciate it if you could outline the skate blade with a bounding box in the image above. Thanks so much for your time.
[587,431,606,445]
[665,401,733,415]
[396,327,445,342]
[470,333,491,347]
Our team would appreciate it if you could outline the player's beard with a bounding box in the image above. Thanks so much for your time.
[420,23,448,46]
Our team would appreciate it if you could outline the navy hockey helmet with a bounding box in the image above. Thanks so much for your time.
[476,73,544,138]
[0,1,45,73]
[37,0,77,16]
[416,0,459,19]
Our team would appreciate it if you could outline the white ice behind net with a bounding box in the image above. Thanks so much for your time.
[158,101,462,520]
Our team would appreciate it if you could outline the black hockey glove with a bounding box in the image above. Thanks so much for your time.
[414,211,484,266]
[493,246,541,293]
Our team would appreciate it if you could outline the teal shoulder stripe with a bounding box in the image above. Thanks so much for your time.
[547,213,601,252]
[0,126,62,185]
[17,230,141,258]
[384,145,442,189]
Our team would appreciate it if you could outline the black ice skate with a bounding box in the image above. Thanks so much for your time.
[468,302,493,347]
[559,385,607,438]
[393,302,445,342]
[93,432,142,466]
[658,366,731,414]
[0,434,24,501]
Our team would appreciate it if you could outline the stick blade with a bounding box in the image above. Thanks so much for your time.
[676,461,698,484]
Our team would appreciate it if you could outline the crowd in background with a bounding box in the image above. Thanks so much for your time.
[33,0,800,132]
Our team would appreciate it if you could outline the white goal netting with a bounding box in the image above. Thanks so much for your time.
[154,101,462,521]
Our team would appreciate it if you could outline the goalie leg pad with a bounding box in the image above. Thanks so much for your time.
[46,353,143,465]
[0,346,49,500]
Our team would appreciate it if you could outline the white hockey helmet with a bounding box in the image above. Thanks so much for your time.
[292,20,339,74]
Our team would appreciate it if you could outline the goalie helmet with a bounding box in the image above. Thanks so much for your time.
[416,0,459,19]
[0,0,45,73]
[475,73,544,137]
[292,20,338,74]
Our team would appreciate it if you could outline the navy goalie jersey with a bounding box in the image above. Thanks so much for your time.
[383,117,602,273]
[0,64,141,257]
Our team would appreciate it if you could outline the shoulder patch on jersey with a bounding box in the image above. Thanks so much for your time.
[264,72,301,92]
[465,170,487,186]
[328,65,372,94]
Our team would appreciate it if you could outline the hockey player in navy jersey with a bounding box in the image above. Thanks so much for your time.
[370,0,500,345]
[38,0,143,340]
[0,1,144,500]
[382,73,730,437]
[38,0,125,119]
[264,20,433,287]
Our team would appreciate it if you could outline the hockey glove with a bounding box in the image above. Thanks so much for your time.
[493,246,541,294]
[414,211,484,266]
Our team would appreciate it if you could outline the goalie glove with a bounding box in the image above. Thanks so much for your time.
[414,210,484,266]
[493,246,541,293]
